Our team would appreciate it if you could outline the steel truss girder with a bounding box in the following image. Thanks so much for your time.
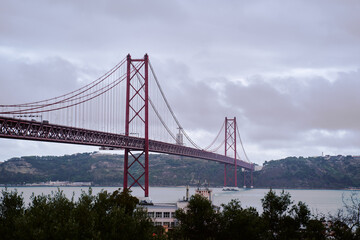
[0,116,253,170]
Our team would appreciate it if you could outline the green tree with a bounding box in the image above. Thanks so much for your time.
[261,189,329,240]
[0,189,25,240]
[72,188,97,239]
[24,189,76,240]
[261,189,294,239]
[218,199,262,240]
[0,188,156,240]
[173,194,219,240]
[330,219,355,240]
[303,218,326,240]
[91,188,154,240]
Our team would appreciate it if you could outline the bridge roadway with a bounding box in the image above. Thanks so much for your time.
[0,116,253,170]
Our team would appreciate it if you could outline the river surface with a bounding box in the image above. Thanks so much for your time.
[1,186,359,216]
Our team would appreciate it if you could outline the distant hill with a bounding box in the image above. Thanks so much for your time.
[0,153,225,186]
[254,155,360,189]
[0,153,359,189]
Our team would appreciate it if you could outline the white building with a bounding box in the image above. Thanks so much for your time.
[140,187,212,229]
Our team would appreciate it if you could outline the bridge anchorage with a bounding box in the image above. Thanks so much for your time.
[0,54,254,197]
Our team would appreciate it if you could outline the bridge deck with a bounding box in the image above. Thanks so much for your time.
[0,116,253,170]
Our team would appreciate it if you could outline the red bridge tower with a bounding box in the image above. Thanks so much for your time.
[224,117,237,187]
[124,54,150,197]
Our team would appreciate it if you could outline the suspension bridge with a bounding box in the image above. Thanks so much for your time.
[0,54,254,197]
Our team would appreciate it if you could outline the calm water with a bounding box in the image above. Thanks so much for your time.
[1,186,358,215]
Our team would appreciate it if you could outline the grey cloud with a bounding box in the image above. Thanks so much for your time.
[0,56,81,104]
[0,0,359,76]
[217,71,360,162]
[0,0,359,163]
[224,71,360,133]
[152,59,228,132]
[303,70,360,130]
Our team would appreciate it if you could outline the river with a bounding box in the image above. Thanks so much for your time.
[1,186,358,216]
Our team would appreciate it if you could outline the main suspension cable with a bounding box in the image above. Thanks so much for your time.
[0,60,140,115]
[134,72,178,142]
[208,139,225,153]
[236,124,251,163]
[2,75,127,114]
[0,57,126,107]
[149,60,201,149]
[203,121,225,150]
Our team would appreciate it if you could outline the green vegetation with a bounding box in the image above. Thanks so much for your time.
[1,153,360,189]
[171,190,360,240]
[2,188,359,239]
[256,155,360,189]
[0,188,158,240]
[0,153,225,186]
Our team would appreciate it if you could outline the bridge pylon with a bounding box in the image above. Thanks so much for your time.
[243,165,254,188]
[124,54,150,197]
[224,117,237,187]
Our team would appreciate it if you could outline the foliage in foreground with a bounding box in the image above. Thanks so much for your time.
[1,188,360,240]
[0,188,158,240]
[172,190,360,240]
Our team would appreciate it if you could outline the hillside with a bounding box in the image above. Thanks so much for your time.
[0,153,359,189]
[0,153,225,186]
[254,155,360,189]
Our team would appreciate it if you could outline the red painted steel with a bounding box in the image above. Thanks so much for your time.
[234,118,237,187]
[224,164,227,187]
[124,54,150,197]
[124,54,131,190]
[144,54,149,197]
[224,118,227,186]
[224,117,238,187]
[0,116,253,169]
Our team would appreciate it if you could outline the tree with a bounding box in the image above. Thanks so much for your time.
[0,189,25,240]
[261,189,294,239]
[24,189,76,240]
[0,188,156,240]
[173,194,219,240]
[341,191,360,232]
[91,188,153,240]
[328,191,360,239]
[304,218,326,240]
[72,188,97,239]
[218,199,262,240]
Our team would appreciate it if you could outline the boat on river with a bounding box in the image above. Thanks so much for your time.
[222,186,240,191]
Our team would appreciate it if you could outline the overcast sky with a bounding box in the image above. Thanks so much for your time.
[0,0,359,164]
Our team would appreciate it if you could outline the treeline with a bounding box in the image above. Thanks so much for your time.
[1,188,360,239]
[0,188,158,240]
[173,191,360,240]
